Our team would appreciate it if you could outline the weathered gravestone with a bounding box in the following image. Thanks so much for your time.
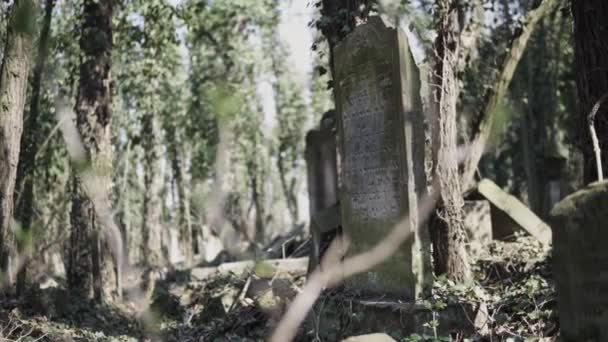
[305,110,340,273]
[333,16,431,298]
[550,180,608,342]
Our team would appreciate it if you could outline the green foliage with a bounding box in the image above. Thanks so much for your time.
[10,0,38,36]
[207,83,244,127]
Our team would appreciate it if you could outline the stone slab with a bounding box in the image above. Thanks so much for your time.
[306,111,340,273]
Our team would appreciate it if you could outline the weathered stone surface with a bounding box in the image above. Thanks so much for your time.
[549,181,608,342]
[342,333,397,342]
[477,179,551,246]
[305,110,340,273]
[333,16,431,298]
[463,200,492,255]
[311,202,341,235]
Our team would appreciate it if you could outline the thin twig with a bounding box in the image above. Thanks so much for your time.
[587,92,608,182]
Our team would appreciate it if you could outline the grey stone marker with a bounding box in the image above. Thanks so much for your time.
[333,16,431,299]
[550,180,608,342]
[305,110,340,272]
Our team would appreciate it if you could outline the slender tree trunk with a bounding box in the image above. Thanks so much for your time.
[572,0,608,184]
[68,0,114,302]
[516,51,541,213]
[430,0,471,283]
[250,169,265,245]
[276,153,299,226]
[118,141,131,264]
[14,0,55,296]
[0,0,36,288]
[461,0,559,190]
[521,103,539,212]
[166,124,192,263]
[141,112,164,266]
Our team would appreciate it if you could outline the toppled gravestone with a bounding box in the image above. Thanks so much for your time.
[333,15,431,299]
[550,180,608,341]
[477,179,552,246]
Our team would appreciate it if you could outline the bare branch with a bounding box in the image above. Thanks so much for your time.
[587,93,608,182]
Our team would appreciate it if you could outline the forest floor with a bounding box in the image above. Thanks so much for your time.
[0,234,556,341]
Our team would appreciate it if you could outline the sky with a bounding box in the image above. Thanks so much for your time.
[278,0,315,85]
[259,0,315,135]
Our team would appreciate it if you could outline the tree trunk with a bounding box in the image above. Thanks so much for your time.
[141,112,164,266]
[276,152,299,225]
[430,0,471,283]
[166,124,192,263]
[0,0,36,288]
[250,169,265,245]
[68,0,114,302]
[117,141,131,264]
[572,0,608,184]
[14,0,55,296]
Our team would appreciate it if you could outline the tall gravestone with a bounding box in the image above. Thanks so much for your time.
[550,180,608,341]
[333,16,431,299]
[305,110,340,272]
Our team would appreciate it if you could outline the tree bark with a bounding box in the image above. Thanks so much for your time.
[68,0,114,302]
[461,0,559,190]
[430,0,471,283]
[572,0,608,184]
[141,111,164,266]
[0,0,36,288]
[14,0,55,296]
